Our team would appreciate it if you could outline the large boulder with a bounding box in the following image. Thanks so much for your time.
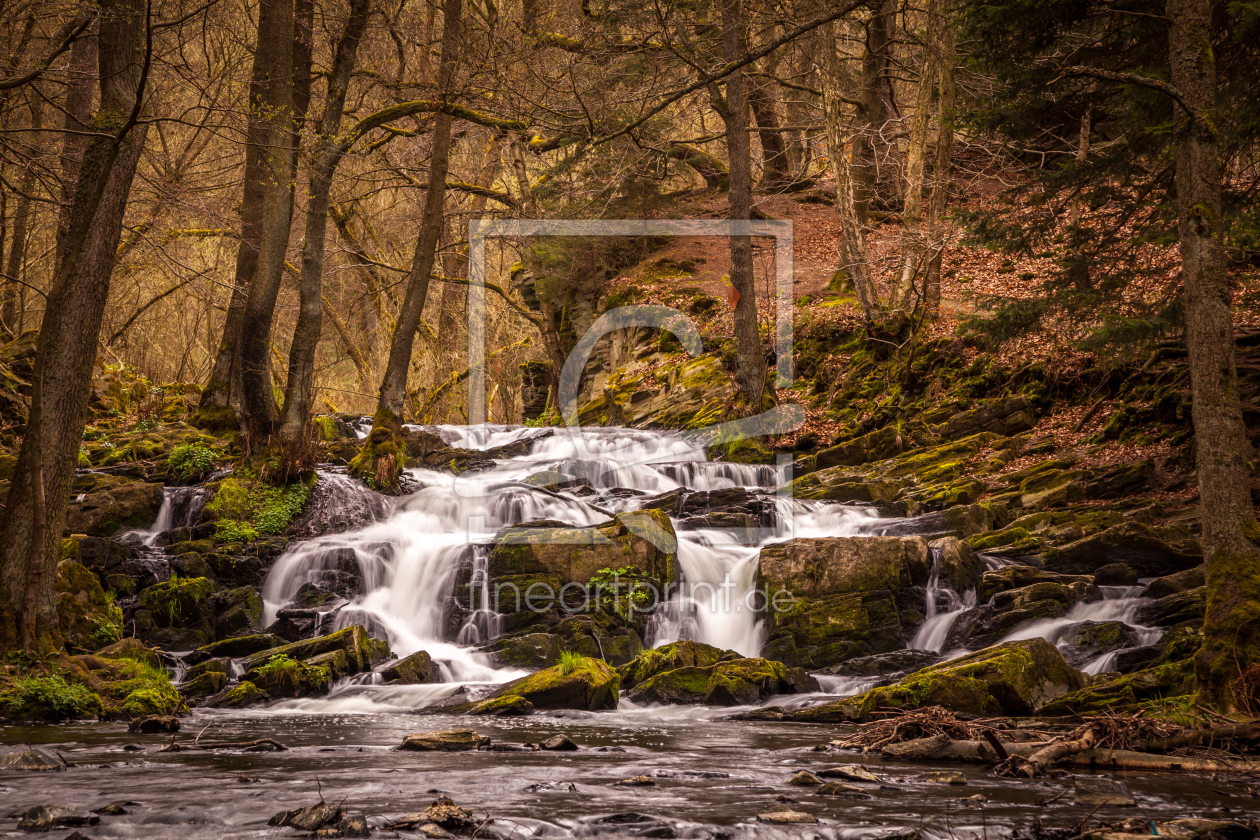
[54,559,119,652]
[931,536,984,594]
[399,728,491,751]
[239,624,392,676]
[758,536,930,668]
[1140,566,1206,599]
[1136,587,1206,627]
[628,656,819,706]
[791,638,1086,721]
[1042,523,1201,577]
[617,640,735,689]
[208,586,263,640]
[1037,660,1195,716]
[947,581,1083,649]
[65,478,163,536]
[135,576,217,649]
[486,657,619,711]
[382,651,438,684]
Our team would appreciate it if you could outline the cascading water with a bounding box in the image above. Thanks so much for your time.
[909,552,976,653]
[255,425,893,709]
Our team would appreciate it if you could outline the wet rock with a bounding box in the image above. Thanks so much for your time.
[590,813,675,838]
[880,506,994,541]
[924,771,966,784]
[340,813,370,838]
[16,805,100,831]
[0,748,63,771]
[399,728,492,751]
[540,734,578,751]
[823,650,940,679]
[1059,621,1138,667]
[817,765,880,783]
[793,638,1086,721]
[675,487,777,533]
[948,581,1079,649]
[977,566,1095,602]
[618,640,736,689]
[65,478,163,537]
[614,775,656,787]
[468,695,534,716]
[95,637,162,668]
[269,801,343,831]
[788,771,822,786]
[388,796,476,833]
[1163,820,1254,840]
[1038,658,1195,715]
[625,656,817,706]
[185,633,286,664]
[136,576,216,649]
[1094,563,1139,586]
[1043,522,1201,577]
[818,781,871,798]
[1140,565,1206,599]
[208,586,263,640]
[757,810,816,824]
[485,657,619,711]
[1074,777,1135,807]
[93,801,134,815]
[1136,587,1205,627]
[758,536,931,598]
[206,680,268,708]
[523,781,577,792]
[127,714,179,734]
[239,624,391,676]
[382,651,438,684]
[54,560,117,653]
[287,472,388,539]
[931,536,984,593]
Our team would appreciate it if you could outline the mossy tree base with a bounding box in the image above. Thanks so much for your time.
[349,423,406,492]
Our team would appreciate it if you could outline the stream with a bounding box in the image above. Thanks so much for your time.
[1,425,1246,837]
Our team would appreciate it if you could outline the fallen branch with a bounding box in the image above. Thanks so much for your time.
[996,725,1097,777]
[1142,721,1260,753]
[159,738,287,753]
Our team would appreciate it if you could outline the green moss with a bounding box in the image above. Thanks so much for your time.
[138,576,215,628]
[349,425,406,490]
[313,415,338,441]
[205,469,312,537]
[0,675,104,721]
[218,680,267,707]
[167,443,218,480]
[469,694,534,716]
[121,681,184,718]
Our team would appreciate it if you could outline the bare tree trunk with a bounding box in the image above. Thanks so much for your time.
[56,23,97,255]
[923,15,954,313]
[721,0,765,406]
[822,21,879,321]
[0,0,148,654]
[852,0,893,225]
[278,0,372,447]
[1165,0,1260,708]
[749,71,791,190]
[891,7,937,315]
[237,0,314,443]
[355,0,462,489]
[2,101,41,338]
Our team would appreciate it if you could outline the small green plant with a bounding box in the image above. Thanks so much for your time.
[168,443,218,480]
[214,520,259,542]
[256,482,311,534]
[557,650,585,676]
[258,654,301,687]
[1,674,103,721]
[524,407,560,428]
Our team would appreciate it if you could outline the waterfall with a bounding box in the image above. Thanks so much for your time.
[909,552,975,653]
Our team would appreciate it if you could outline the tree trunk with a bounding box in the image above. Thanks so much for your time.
[822,21,880,320]
[721,0,765,406]
[0,0,148,654]
[356,0,462,489]
[890,6,937,315]
[237,0,314,444]
[749,72,791,190]
[923,15,954,312]
[56,23,97,257]
[852,0,893,225]
[278,0,372,446]
[1,100,41,338]
[1166,0,1260,708]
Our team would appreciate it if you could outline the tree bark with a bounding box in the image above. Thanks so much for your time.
[822,21,880,320]
[891,5,937,315]
[278,0,372,445]
[1165,0,1260,708]
[721,0,765,406]
[923,14,954,312]
[852,0,893,225]
[237,0,313,443]
[356,0,462,488]
[0,101,39,337]
[55,22,96,257]
[0,0,148,654]
[748,71,791,190]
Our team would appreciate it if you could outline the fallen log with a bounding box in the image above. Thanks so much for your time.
[1142,722,1260,753]
[159,739,287,753]
[878,737,1260,774]
[997,726,1097,777]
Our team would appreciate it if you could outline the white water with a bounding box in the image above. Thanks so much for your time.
[252,426,895,708]
[996,584,1164,675]
[122,486,208,547]
[909,553,976,653]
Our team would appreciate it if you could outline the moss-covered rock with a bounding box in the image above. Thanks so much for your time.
[622,651,818,706]
[382,651,438,684]
[95,638,161,668]
[181,671,227,700]
[791,638,1086,721]
[121,681,184,718]
[627,666,713,704]
[399,728,492,751]
[214,680,268,708]
[239,624,392,676]
[54,560,121,652]
[242,654,333,699]
[1140,565,1206,599]
[469,695,534,716]
[0,675,104,721]
[207,586,263,640]
[136,576,216,649]
[618,640,735,689]
[1042,522,1201,577]
[64,478,163,536]
[488,657,620,711]
[1135,587,1205,627]
[1036,658,1195,716]
[186,633,286,664]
